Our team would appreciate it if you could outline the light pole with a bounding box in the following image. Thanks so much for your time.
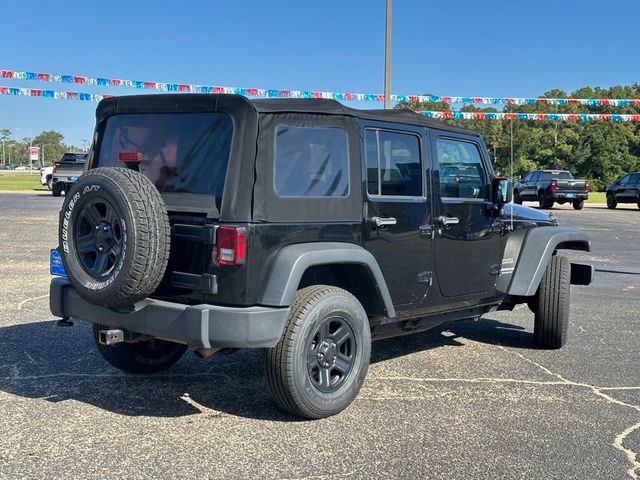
[41,144,50,168]
[384,0,392,109]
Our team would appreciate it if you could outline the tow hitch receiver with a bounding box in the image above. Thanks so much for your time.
[98,329,125,346]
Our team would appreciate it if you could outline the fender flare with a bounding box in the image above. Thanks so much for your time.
[498,226,590,297]
[259,242,396,319]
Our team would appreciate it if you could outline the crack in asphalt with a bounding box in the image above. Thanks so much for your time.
[372,346,640,479]
[14,294,48,310]
[499,347,640,480]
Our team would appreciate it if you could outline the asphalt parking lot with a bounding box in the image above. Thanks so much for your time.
[0,192,638,479]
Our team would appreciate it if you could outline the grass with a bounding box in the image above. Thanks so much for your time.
[585,191,606,203]
[0,173,48,191]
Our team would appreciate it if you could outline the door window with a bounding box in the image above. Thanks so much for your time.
[436,138,488,199]
[629,173,640,185]
[620,174,631,186]
[365,129,423,197]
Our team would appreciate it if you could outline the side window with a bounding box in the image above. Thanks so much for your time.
[620,174,631,186]
[631,173,640,185]
[365,129,423,197]
[274,125,349,197]
[523,173,532,182]
[437,138,488,199]
[531,172,540,182]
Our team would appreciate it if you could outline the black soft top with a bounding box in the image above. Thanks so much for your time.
[96,94,478,136]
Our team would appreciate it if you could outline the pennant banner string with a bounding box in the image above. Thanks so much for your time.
[2,68,640,107]
[2,86,640,122]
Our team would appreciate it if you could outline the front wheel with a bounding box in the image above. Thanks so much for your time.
[606,193,617,209]
[513,190,522,205]
[572,199,585,210]
[534,256,570,349]
[92,324,187,373]
[265,285,371,419]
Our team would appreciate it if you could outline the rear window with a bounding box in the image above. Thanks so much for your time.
[97,113,233,200]
[540,171,572,181]
[60,153,87,163]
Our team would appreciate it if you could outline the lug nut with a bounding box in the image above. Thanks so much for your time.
[103,226,109,231]
[95,225,100,230]
[98,246,104,251]
[317,353,323,360]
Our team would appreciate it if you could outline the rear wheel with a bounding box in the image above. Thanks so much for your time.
[534,256,570,349]
[572,199,584,210]
[52,183,62,197]
[265,285,371,419]
[538,192,554,209]
[46,178,52,190]
[606,193,617,209]
[92,324,187,373]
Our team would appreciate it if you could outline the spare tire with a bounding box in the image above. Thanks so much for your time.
[59,167,170,307]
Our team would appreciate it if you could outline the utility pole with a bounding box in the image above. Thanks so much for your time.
[384,0,392,109]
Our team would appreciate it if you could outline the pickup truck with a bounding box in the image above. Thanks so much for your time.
[40,166,54,190]
[514,170,589,210]
[51,152,87,196]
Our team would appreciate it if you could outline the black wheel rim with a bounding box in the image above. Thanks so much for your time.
[307,316,356,393]
[73,197,124,279]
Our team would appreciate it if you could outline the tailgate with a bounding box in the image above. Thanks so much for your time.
[555,179,587,194]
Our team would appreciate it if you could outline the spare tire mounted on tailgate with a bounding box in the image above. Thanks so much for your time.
[59,167,170,307]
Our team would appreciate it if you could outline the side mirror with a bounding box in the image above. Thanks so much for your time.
[493,177,512,205]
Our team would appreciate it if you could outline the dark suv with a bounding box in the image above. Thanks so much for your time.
[606,172,640,209]
[50,94,593,419]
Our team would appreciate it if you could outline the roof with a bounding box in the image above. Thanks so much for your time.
[97,94,479,136]
[251,98,478,135]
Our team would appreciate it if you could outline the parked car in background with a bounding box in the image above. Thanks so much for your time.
[14,166,29,171]
[606,172,640,209]
[40,166,54,190]
[51,152,87,196]
[514,170,589,210]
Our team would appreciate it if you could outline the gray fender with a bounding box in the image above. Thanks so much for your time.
[498,226,590,297]
[259,242,396,319]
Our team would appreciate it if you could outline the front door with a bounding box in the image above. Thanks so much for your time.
[431,133,502,298]
[361,124,434,306]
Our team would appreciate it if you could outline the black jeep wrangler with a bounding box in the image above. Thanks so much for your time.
[50,94,593,419]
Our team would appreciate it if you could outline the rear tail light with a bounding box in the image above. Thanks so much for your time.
[585,181,590,192]
[550,180,557,191]
[118,151,143,163]
[216,226,246,265]
[52,164,57,174]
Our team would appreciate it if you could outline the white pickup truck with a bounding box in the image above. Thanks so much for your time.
[40,166,54,190]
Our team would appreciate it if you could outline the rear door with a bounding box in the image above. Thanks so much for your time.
[361,123,434,306]
[617,174,633,202]
[431,132,502,298]
[524,171,540,199]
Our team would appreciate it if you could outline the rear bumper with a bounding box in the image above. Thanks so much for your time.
[50,278,289,349]
[550,192,588,201]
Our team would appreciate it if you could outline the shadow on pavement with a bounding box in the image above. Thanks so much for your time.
[0,316,534,420]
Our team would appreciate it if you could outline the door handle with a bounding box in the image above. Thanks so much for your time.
[438,215,460,226]
[371,216,397,227]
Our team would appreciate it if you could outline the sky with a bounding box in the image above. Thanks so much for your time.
[1,0,639,148]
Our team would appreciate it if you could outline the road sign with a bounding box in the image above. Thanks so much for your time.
[29,146,40,162]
